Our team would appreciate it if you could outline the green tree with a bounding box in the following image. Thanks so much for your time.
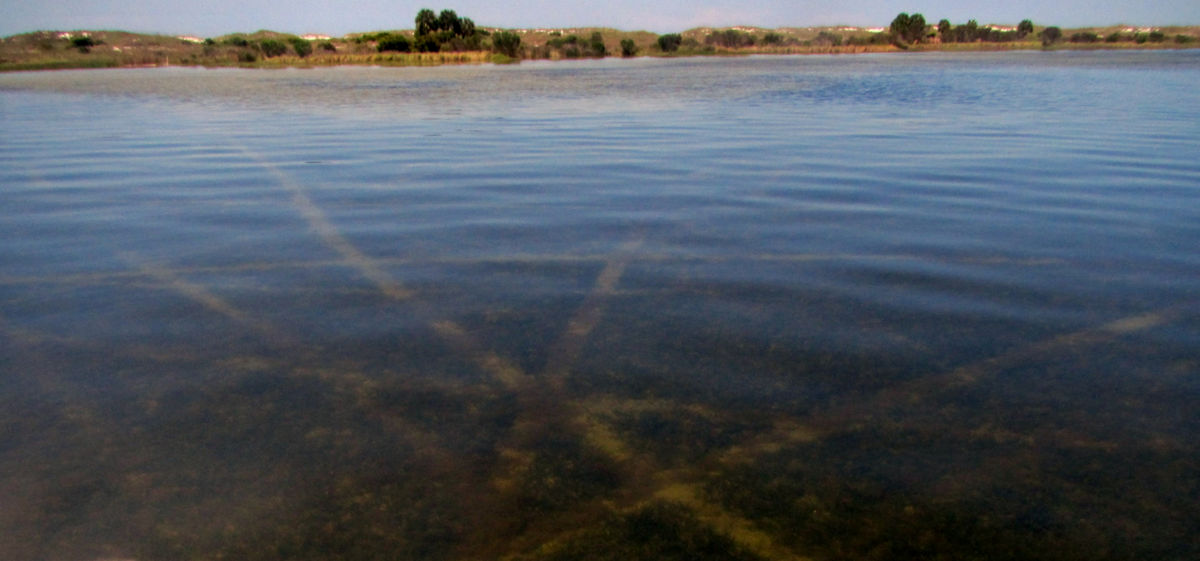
[459,17,476,38]
[906,13,927,43]
[438,9,461,35]
[491,31,521,58]
[938,19,952,40]
[416,9,438,36]
[1017,19,1034,37]
[414,8,481,52]
[620,38,637,57]
[963,19,979,41]
[1040,26,1062,46]
[890,12,911,44]
[657,33,682,52]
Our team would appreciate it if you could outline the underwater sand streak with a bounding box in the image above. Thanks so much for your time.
[237,145,414,302]
[542,235,645,386]
[0,312,73,348]
[431,320,532,391]
[119,251,296,346]
[653,482,811,561]
[802,302,1194,436]
[238,143,556,397]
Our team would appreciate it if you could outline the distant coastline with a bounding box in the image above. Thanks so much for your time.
[3,23,1198,72]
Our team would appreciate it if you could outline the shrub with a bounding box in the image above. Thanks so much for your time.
[706,29,755,48]
[1148,31,1166,42]
[1040,26,1062,45]
[376,34,411,52]
[491,31,521,58]
[590,32,606,57]
[414,35,439,52]
[71,36,95,53]
[620,38,637,57]
[1069,32,1099,43]
[1106,32,1124,43]
[1176,34,1196,44]
[319,41,336,52]
[815,31,843,46]
[289,37,312,57]
[657,33,682,52]
[259,39,288,57]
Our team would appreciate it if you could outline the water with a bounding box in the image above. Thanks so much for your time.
[1,52,1198,560]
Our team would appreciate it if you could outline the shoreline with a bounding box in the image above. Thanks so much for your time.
[3,27,1198,73]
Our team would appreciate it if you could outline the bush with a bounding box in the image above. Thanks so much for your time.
[815,31,843,46]
[259,39,288,57]
[289,37,312,57]
[657,33,682,52]
[1176,34,1196,44]
[491,31,521,58]
[706,29,755,48]
[620,38,637,57]
[376,34,411,52]
[414,35,439,52]
[1148,31,1166,42]
[71,36,95,53]
[319,41,336,52]
[1069,32,1099,43]
[590,32,606,57]
[1106,32,1124,43]
[1040,26,1062,45]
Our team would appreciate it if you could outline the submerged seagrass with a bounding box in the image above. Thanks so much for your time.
[1,52,1198,560]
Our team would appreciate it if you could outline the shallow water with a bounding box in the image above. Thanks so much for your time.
[1,52,1199,560]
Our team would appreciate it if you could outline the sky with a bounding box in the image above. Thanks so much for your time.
[2,0,1199,38]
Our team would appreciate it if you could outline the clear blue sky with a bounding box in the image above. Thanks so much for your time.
[2,0,1198,37]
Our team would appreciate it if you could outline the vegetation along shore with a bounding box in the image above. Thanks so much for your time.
[2,8,1198,72]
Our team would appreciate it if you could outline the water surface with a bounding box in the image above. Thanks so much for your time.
[1,52,1199,560]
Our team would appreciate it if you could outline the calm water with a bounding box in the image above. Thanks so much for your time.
[1,52,1198,560]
